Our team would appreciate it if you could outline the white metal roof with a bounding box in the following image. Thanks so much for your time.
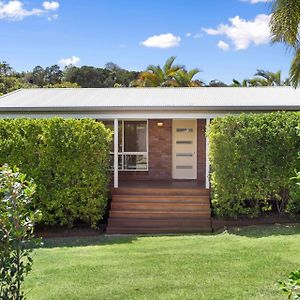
[0,87,299,112]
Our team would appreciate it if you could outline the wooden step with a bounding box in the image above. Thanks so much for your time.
[112,194,209,203]
[106,226,212,234]
[108,218,211,228]
[112,187,209,196]
[109,210,211,219]
[111,202,210,211]
[107,185,212,234]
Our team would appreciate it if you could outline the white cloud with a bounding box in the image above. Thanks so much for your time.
[141,33,181,49]
[241,0,272,3]
[47,13,58,21]
[58,56,80,66]
[218,40,230,51]
[202,14,271,50]
[193,33,203,39]
[0,0,60,21]
[186,32,203,39]
[43,1,59,11]
[0,1,43,20]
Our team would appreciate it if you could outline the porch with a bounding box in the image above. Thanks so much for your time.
[105,117,212,234]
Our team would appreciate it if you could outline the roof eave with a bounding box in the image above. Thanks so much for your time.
[0,105,299,112]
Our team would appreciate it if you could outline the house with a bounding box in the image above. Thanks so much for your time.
[0,87,299,233]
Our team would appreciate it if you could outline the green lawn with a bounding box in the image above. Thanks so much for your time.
[24,225,300,300]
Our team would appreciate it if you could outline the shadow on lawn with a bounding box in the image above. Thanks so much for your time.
[37,235,139,249]
[226,223,300,238]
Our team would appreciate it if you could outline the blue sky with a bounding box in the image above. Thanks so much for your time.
[0,0,292,84]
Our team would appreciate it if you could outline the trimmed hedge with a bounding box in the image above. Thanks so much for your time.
[0,118,112,227]
[209,112,300,218]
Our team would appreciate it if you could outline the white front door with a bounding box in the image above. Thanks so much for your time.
[172,120,197,179]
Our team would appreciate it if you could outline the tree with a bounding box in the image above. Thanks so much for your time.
[208,79,228,87]
[0,61,13,76]
[231,79,248,87]
[270,0,300,87]
[131,56,183,87]
[231,70,289,87]
[247,77,269,87]
[0,75,30,96]
[173,69,204,87]
[25,66,46,87]
[44,82,80,88]
[44,65,63,85]
[64,66,113,88]
[254,69,282,86]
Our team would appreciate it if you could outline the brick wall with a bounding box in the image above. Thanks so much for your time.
[118,119,206,183]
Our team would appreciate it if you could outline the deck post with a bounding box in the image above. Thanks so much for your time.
[205,118,210,189]
[114,118,119,188]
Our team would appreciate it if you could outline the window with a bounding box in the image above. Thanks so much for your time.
[101,120,148,171]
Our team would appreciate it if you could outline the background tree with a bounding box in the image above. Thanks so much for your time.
[271,0,300,87]
[231,70,289,87]
[231,79,248,87]
[25,66,46,87]
[44,82,80,88]
[173,69,204,87]
[131,56,184,87]
[44,65,63,85]
[0,61,30,95]
[254,69,282,86]
[105,62,139,87]
[130,57,203,87]
[208,79,228,87]
[0,61,13,76]
[64,66,114,88]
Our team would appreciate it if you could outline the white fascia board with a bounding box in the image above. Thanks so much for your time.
[0,110,241,119]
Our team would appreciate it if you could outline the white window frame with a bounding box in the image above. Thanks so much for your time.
[109,120,148,172]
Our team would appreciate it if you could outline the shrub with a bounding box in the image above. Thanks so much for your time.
[0,118,112,227]
[287,126,300,215]
[208,112,300,218]
[279,269,300,300]
[0,164,41,300]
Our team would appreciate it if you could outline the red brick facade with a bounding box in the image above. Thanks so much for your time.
[119,119,207,184]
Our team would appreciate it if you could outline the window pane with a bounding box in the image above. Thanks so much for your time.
[109,154,123,170]
[124,155,147,170]
[101,120,122,152]
[124,121,147,152]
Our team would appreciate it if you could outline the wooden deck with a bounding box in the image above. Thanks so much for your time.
[106,181,212,234]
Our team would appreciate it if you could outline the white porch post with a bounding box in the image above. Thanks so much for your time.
[205,118,211,189]
[114,118,119,188]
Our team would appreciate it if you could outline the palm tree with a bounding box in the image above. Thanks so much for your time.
[231,79,248,87]
[247,77,269,87]
[231,70,284,87]
[254,69,282,86]
[270,0,300,87]
[131,56,183,87]
[173,69,204,87]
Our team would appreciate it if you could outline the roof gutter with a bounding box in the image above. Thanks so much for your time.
[0,105,300,112]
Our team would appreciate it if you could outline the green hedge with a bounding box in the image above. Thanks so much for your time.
[0,118,112,227]
[209,112,300,218]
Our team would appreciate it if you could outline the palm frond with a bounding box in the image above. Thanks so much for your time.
[187,68,201,79]
[163,56,177,73]
[270,0,300,47]
[231,79,241,87]
[289,48,300,88]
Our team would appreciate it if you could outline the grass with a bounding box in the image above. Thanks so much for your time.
[24,224,300,300]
